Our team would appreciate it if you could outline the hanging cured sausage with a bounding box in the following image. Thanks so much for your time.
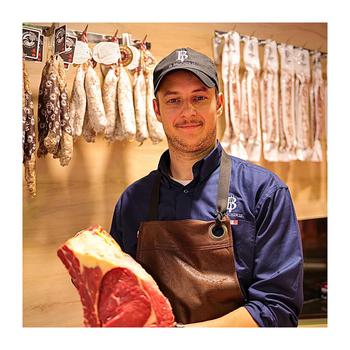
[70,30,164,146]
[145,69,165,144]
[216,29,328,163]
[102,65,119,142]
[294,48,312,161]
[241,37,261,161]
[113,65,125,141]
[133,65,149,144]
[310,52,325,162]
[118,65,136,141]
[260,40,279,161]
[22,61,37,197]
[82,108,97,143]
[69,63,87,138]
[220,33,232,154]
[37,55,72,166]
[228,32,247,159]
[85,62,107,134]
[73,25,101,143]
[278,44,297,161]
[56,56,73,167]
[144,47,165,144]
[37,56,61,157]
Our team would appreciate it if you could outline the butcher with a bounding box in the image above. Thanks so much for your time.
[110,47,303,327]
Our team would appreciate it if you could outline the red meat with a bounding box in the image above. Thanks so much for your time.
[57,225,175,327]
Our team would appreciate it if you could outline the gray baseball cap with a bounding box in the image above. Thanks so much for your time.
[153,47,219,94]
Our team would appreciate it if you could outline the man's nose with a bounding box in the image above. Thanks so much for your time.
[181,99,197,117]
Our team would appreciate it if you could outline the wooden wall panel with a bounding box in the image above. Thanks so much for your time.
[23,22,327,327]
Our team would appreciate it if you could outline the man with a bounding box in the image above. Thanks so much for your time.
[110,47,303,327]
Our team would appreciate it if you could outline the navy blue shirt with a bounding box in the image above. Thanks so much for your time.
[110,141,304,327]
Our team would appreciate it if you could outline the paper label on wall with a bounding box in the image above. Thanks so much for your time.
[22,27,41,60]
[54,25,67,55]
[73,40,92,64]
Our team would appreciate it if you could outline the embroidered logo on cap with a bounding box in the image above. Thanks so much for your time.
[227,194,237,213]
[176,49,188,62]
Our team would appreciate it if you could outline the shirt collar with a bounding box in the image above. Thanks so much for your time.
[157,140,223,188]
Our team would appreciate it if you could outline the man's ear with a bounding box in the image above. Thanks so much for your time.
[153,98,162,123]
[216,92,224,116]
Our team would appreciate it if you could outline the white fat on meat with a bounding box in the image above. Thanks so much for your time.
[65,228,153,283]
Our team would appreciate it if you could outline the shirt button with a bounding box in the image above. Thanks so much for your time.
[183,189,189,194]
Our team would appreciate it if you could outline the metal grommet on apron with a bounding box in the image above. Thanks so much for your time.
[136,149,244,324]
[208,221,228,240]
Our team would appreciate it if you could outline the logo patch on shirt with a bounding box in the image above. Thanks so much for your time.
[226,194,246,222]
[227,194,237,213]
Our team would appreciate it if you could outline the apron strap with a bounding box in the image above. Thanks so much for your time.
[148,148,232,221]
[148,171,162,221]
[216,149,231,219]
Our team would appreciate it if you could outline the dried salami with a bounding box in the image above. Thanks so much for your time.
[22,61,36,197]
[69,64,87,138]
[82,108,97,143]
[260,40,279,161]
[294,48,312,161]
[85,63,107,133]
[37,56,61,157]
[278,44,297,161]
[145,69,164,144]
[113,66,124,141]
[241,37,261,162]
[118,65,136,140]
[57,56,73,166]
[102,65,118,142]
[133,68,148,144]
[310,52,325,162]
[220,34,232,154]
[228,31,247,159]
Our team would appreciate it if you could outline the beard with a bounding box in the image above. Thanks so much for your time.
[165,125,217,155]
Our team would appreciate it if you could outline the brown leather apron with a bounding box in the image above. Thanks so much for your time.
[136,150,244,324]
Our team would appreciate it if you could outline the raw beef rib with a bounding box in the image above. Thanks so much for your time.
[57,225,175,327]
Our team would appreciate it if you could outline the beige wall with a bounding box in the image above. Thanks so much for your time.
[23,22,327,326]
